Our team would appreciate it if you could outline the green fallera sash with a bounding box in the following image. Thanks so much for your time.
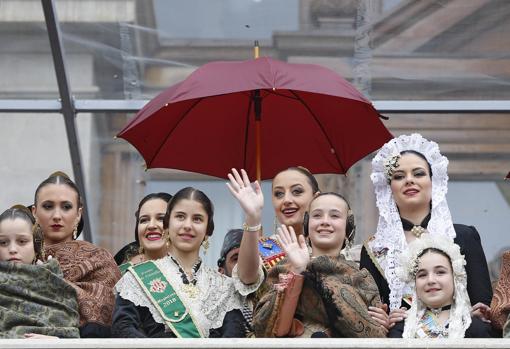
[128,261,202,338]
[119,262,133,275]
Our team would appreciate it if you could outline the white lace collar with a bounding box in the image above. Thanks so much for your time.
[115,256,263,336]
[369,133,456,310]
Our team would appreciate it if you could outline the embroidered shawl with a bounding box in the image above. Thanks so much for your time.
[253,255,386,338]
[0,259,80,338]
[491,250,510,330]
[45,240,121,327]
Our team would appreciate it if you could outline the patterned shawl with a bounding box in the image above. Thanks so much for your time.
[0,259,80,338]
[45,240,121,327]
[491,251,510,330]
[253,255,386,338]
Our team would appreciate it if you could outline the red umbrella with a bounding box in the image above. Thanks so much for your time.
[117,57,392,180]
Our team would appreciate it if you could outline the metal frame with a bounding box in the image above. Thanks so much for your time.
[41,0,92,242]
[0,1,508,244]
[1,99,510,114]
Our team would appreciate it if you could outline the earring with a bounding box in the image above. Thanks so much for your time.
[33,222,42,235]
[273,217,279,234]
[33,222,46,262]
[165,232,171,250]
[342,228,355,260]
[202,238,210,255]
[72,223,78,240]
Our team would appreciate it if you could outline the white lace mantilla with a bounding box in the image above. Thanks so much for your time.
[115,257,263,337]
[369,133,456,310]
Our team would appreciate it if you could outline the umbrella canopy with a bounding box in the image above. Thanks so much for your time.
[118,57,393,180]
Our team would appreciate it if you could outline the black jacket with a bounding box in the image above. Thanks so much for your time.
[360,224,493,308]
[388,316,494,338]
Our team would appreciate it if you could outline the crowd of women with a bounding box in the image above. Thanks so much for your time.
[1,133,510,339]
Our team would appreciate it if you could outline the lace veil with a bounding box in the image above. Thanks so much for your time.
[369,133,456,310]
[398,234,471,338]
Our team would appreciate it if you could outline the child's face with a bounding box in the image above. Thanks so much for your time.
[0,218,36,264]
[415,250,454,309]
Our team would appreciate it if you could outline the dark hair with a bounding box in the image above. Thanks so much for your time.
[0,205,44,262]
[303,192,355,249]
[33,171,84,238]
[164,187,214,236]
[400,150,433,177]
[217,228,244,268]
[134,192,173,242]
[273,166,320,194]
[113,241,139,266]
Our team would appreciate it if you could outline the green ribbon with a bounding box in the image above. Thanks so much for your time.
[129,261,202,338]
[119,262,133,275]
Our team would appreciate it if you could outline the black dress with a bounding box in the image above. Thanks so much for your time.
[388,316,494,338]
[360,224,493,307]
[111,295,245,338]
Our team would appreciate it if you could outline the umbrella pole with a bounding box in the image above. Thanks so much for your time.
[254,40,261,182]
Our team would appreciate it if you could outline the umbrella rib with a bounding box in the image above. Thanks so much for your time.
[266,89,300,100]
[289,90,346,173]
[146,98,204,168]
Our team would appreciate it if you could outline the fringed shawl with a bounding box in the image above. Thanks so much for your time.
[254,255,386,338]
[45,240,121,327]
[0,259,80,338]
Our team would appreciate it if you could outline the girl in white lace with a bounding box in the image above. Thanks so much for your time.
[360,133,492,329]
[396,234,471,338]
[113,168,263,338]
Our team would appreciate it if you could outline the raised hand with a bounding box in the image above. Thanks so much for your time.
[276,225,309,274]
[226,168,263,225]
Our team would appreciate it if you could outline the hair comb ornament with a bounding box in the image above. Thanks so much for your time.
[384,153,401,183]
[49,171,71,179]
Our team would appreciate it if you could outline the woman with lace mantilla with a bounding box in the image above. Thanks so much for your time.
[360,134,492,328]
[112,169,263,338]
[389,234,492,338]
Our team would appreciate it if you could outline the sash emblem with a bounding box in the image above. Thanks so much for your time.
[150,278,167,293]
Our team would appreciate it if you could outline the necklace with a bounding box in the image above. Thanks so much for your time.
[401,213,431,238]
[427,304,452,316]
[170,256,202,298]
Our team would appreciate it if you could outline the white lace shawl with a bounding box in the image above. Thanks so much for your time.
[368,133,456,310]
[398,235,471,338]
[115,256,264,337]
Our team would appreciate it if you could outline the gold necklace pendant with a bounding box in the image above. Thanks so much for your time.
[181,283,199,298]
[411,226,426,238]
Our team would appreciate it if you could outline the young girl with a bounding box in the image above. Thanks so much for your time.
[253,193,386,337]
[0,206,79,338]
[389,234,491,338]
